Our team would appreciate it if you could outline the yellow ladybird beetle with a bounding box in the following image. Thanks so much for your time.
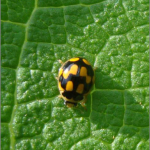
[58,57,95,108]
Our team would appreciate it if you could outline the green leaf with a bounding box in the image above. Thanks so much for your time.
[1,0,149,150]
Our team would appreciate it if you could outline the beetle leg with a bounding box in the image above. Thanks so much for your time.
[55,77,59,80]
[93,67,97,71]
[58,60,63,65]
[80,96,87,110]
[58,95,62,98]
